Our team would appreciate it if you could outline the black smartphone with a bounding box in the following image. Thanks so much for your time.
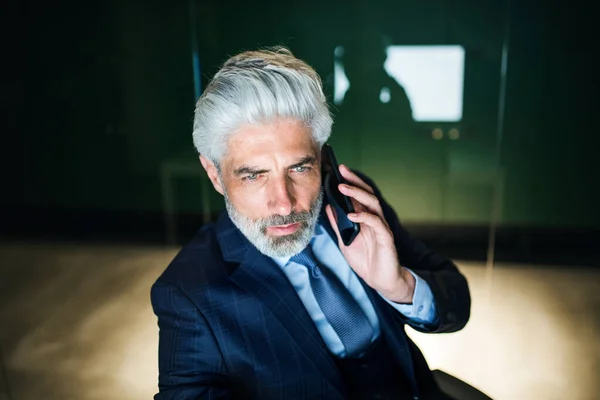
[321,144,360,246]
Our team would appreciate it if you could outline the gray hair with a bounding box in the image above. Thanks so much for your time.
[192,47,333,164]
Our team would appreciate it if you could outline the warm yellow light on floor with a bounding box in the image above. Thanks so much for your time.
[1,244,598,400]
[408,262,600,400]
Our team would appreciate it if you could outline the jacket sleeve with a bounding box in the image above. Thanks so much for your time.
[358,172,471,333]
[151,280,233,399]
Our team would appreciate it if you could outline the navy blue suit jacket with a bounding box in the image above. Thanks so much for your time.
[151,175,470,399]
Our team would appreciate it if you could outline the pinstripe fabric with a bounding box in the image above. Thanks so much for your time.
[151,219,347,400]
[151,172,471,400]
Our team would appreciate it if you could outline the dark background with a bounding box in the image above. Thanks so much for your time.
[1,2,599,399]
[3,0,599,266]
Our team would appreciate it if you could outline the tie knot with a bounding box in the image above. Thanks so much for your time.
[290,246,321,276]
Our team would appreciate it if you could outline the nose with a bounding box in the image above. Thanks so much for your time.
[268,176,296,216]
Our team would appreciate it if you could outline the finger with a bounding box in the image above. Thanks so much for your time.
[325,204,345,247]
[347,212,392,242]
[339,183,384,217]
[339,164,374,194]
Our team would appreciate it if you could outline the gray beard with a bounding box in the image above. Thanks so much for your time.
[224,190,323,258]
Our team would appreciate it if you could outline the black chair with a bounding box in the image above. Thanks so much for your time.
[432,370,493,400]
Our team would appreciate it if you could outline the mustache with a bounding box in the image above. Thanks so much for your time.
[260,211,312,228]
[259,189,324,229]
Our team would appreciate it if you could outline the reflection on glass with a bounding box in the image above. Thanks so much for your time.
[334,45,465,122]
[379,87,391,103]
[333,45,350,105]
[384,45,465,122]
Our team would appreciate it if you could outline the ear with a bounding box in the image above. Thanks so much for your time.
[199,155,224,195]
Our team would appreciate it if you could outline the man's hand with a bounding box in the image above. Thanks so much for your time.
[325,165,416,304]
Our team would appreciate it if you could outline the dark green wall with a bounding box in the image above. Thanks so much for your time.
[11,0,599,229]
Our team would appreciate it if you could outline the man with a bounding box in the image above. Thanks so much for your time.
[151,47,471,400]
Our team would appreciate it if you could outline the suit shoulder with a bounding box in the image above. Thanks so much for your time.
[154,224,228,293]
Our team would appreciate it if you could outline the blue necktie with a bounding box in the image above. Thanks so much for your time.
[290,246,374,357]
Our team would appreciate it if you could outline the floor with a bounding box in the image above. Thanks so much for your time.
[0,241,598,400]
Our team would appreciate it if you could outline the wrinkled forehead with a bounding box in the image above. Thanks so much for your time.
[220,118,319,169]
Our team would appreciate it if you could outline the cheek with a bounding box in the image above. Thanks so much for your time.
[295,179,322,207]
[227,185,269,216]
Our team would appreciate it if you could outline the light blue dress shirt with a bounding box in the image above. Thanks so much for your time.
[272,224,438,358]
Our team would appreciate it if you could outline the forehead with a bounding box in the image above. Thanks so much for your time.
[224,118,317,164]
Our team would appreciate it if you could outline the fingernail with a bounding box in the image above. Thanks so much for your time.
[347,213,357,218]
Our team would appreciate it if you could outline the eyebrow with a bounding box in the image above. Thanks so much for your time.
[289,156,318,169]
[233,166,269,176]
[232,156,317,176]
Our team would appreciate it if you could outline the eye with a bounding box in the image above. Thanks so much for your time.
[245,173,259,181]
[293,166,309,173]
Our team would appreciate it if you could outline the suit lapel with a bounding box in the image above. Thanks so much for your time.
[319,207,419,392]
[216,213,345,396]
[361,281,419,393]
